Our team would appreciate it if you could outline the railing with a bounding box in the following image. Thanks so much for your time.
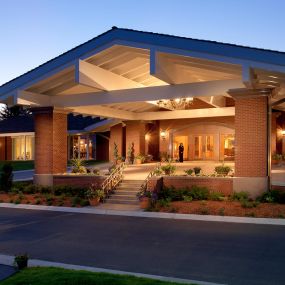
[102,162,125,198]
[139,162,161,195]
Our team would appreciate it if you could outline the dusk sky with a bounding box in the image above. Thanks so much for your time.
[1,0,285,85]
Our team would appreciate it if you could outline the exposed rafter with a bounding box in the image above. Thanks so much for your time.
[75,60,144,91]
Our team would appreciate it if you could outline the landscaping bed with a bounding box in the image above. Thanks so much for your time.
[150,200,285,218]
[140,184,285,219]
[0,181,105,207]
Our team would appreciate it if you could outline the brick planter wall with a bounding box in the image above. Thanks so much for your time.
[147,176,233,196]
[53,175,105,188]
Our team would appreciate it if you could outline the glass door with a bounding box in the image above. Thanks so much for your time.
[194,135,214,160]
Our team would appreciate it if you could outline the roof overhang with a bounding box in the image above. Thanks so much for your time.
[1,27,285,116]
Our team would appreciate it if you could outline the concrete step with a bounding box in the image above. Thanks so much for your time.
[116,186,141,191]
[106,199,139,205]
[115,190,139,195]
[109,195,137,201]
[119,183,143,187]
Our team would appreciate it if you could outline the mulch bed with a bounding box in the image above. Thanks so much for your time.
[0,193,79,207]
[145,200,285,218]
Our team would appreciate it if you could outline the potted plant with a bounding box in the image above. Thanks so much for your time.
[193,167,201,175]
[70,158,87,174]
[153,167,163,176]
[161,163,176,175]
[14,253,29,270]
[85,188,105,206]
[214,164,232,176]
[184,169,193,176]
[272,153,283,165]
[136,154,145,164]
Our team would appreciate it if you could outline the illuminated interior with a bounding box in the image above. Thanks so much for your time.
[12,135,34,160]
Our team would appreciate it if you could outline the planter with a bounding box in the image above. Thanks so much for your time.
[14,255,28,270]
[140,197,149,209]
[136,158,142,164]
[89,197,100,206]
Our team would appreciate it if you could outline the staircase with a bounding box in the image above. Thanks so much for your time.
[105,180,143,205]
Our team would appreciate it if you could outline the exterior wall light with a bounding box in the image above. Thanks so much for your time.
[145,134,150,141]
[160,130,166,140]
[282,130,285,136]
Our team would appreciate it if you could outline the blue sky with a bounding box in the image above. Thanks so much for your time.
[1,0,285,85]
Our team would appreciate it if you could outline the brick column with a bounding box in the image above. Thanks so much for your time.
[125,121,146,157]
[32,107,67,185]
[109,123,123,162]
[230,89,269,197]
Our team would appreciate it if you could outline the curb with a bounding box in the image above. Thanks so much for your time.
[0,203,285,225]
[0,254,224,285]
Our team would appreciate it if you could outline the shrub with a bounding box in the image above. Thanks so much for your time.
[0,163,13,192]
[72,196,81,205]
[218,207,225,216]
[14,199,20,204]
[258,190,285,204]
[240,200,259,208]
[190,185,209,200]
[209,192,225,201]
[184,169,193,176]
[153,167,163,176]
[80,199,90,207]
[199,206,209,215]
[231,191,249,201]
[161,164,176,175]
[214,164,232,176]
[158,185,209,201]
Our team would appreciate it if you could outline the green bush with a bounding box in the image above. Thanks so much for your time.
[209,192,225,201]
[214,165,232,176]
[0,163,13,192]
[72,196,81,205]
[258,190,285,204]
[184,169,193,176]
[240,200,259,208]
[158,185,209,201]
[80,199,90,207]
[161,164,176,175]
[231,191,249,201]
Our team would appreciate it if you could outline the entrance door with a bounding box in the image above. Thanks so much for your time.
[194,135,214,160]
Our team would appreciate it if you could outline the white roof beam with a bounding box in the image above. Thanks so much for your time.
[52,79,243,107]
[75,60,144,91]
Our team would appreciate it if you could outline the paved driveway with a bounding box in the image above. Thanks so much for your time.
[0,208,285,285]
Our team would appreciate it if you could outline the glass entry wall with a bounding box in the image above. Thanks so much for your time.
[68,134,96,160]
[12,135,34,160]
[194,135,214,160]
[220,134,235,161]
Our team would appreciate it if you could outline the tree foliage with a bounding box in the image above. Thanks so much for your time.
[0,105,31,120]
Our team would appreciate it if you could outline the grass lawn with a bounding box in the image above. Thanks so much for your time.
[0,160,34,171]
[0,267,194,285]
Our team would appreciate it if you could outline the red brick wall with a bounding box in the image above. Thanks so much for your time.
[235,97,268,177]
[109,124,123,161]
[126,121,146,156]
[0,137,6,160]
[6,137,12,160]
[96,133,109,161]
[147,176,233,196]
[34,108,67,174]
[53,175,105,188]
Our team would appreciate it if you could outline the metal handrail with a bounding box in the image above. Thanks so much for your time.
[139,162,161,194]
[102,162,125,198]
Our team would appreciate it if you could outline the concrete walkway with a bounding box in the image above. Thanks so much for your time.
[0,264,16,281]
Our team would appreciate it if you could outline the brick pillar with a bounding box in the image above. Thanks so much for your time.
[109,123,123,162]
[32,107,67,185]
[125,121,146,157]
[230,89,269,197]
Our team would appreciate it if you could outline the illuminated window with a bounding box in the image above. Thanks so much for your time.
[12,135,34,160]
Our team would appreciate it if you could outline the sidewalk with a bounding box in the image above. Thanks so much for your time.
[1,202,285,226]
[0,264,16,281]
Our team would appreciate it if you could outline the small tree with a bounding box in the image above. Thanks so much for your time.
[113,142,119,162]
[0,163,13,192]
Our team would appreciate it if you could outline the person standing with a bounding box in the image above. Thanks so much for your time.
[179,143,184,162]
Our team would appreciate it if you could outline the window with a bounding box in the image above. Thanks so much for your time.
[12,135,34,160]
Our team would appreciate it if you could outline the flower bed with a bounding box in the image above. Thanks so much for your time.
[147,200,285,218]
